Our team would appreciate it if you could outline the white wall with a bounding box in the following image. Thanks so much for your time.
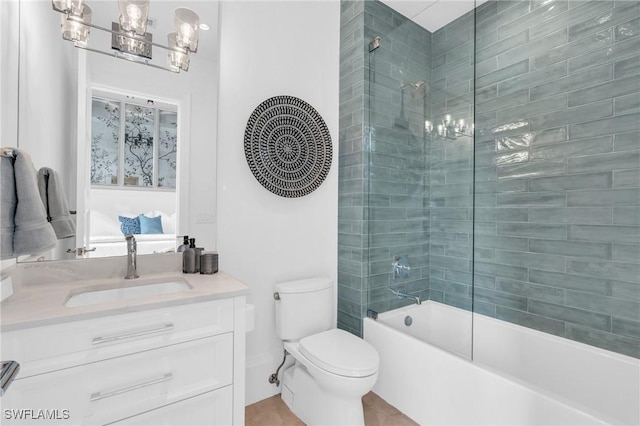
[1,1,19,150]
[217,1,340,405]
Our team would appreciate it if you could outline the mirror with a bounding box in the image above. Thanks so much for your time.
[9,0,219,262]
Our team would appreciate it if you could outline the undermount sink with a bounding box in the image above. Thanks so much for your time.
[65,278,192,308]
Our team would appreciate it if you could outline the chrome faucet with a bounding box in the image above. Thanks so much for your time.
[387,287,421,305]
[125,234,139,279]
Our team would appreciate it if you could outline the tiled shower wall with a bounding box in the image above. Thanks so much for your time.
[338,0,368,336]
[339,0,639,357]
[469,0,639,358]
[338,1,431,336]
[427,10,476,311]
[365,3,432,317]
[426,0,640,357]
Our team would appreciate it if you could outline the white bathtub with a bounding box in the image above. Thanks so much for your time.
[364,301,640,425]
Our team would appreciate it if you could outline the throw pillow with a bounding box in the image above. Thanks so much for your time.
[139,214,164,234]
[118,215,141,235]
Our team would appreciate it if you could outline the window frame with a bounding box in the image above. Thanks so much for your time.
[90,89,179,192]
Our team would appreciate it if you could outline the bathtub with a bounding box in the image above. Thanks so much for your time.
[364,301,640,425]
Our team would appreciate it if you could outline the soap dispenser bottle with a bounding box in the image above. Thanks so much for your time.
[182,238,196,273]
[177,235,190,252]
[194,244,203,273]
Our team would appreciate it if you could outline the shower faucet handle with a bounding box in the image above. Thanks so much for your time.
[392,255,411,279]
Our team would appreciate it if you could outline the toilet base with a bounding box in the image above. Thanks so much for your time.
[281,363,366,426]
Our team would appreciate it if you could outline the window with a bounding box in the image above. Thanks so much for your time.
[90,92,178,189]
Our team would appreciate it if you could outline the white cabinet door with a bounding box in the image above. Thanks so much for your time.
[1,334,233,425]
[110,387,233,426]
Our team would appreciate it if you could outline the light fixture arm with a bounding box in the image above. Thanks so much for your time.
[68,15,195,55]
[76,44,179,73]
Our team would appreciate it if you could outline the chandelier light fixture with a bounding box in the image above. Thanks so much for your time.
[51,0,200,73]
[424,114,474,140]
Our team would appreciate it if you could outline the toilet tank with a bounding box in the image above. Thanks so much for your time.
[274,277,333,341]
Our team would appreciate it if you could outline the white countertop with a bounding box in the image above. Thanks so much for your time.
[1,255,249,332]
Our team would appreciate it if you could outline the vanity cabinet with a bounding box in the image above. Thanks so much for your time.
[0,297,245,425]
[111,387,233,425]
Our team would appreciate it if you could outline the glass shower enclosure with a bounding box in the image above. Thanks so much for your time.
[337,0,640,361]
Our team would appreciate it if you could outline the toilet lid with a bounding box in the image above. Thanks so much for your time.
[299,329,379,378]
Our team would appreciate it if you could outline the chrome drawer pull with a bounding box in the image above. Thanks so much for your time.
[91,323,174,345]
[0,361,20,397]
[90,373,173,402]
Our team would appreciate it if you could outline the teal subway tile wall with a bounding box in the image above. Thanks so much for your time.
[472,0,639,358]
[338,0,368,336]
[428,7,475,312]
[338,0,639,357]
[365,0,432,317]
[338,0,432,336]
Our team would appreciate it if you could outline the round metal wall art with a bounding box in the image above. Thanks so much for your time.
[244,96,332,198]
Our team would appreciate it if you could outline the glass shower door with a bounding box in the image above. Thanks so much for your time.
[472,0,640,360]
[365,0,476,360]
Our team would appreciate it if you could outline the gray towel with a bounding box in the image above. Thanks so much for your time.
[0,148,57,259]
[38,167,76,239]
[0,155,17,259]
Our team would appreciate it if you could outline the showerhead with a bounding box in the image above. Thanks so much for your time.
[394,81,429,130]
[411,81,428,100]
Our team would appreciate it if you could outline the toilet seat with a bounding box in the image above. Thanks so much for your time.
[299,329,379,378]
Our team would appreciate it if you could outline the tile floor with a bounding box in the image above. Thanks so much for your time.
[245,391,418,426]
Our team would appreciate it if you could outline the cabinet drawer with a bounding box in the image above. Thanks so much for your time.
[110,387,233,426]
[1,298,233,377]
[0,334,233,425]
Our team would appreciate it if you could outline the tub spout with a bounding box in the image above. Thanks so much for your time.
[387,288,421,305]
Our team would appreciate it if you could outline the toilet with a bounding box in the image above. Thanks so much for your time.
[274,277,379,426]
